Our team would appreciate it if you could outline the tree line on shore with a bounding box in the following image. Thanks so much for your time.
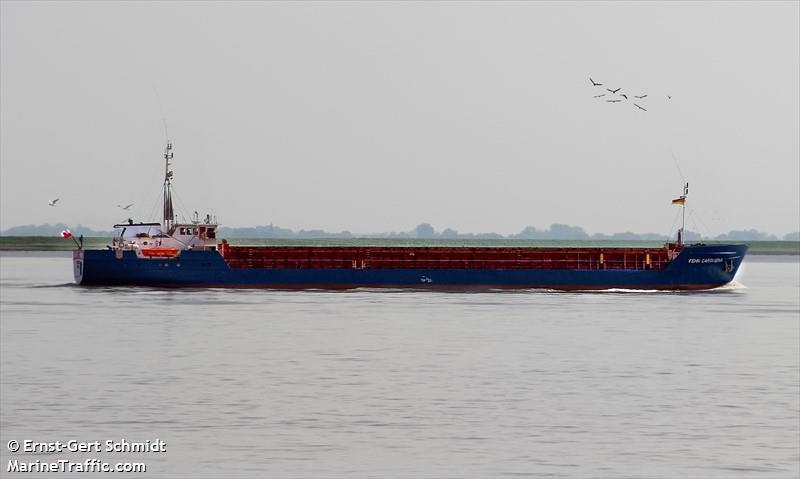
[2,222,798,241]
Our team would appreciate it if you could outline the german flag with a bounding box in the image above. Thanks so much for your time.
[671,197,686,205]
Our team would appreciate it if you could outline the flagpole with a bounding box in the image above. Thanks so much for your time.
[681,182,688,246]
[670,183,689,247]
[62,226,81,248]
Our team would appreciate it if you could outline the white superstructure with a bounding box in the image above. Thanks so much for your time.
[111,142,218,258]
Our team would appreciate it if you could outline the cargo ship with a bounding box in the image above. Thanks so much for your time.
[72,143,747,290]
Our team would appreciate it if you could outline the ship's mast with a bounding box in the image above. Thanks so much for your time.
[163,142,175,231]
[678,182,688,246]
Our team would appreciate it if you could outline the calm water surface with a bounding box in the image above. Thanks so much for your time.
[1,253,798,478]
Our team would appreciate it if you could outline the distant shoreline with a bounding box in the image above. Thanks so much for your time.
[1,236,797,255]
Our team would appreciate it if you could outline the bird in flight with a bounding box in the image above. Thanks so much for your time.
[634,94,647,99]
[590,77,603,86]
[48,198,59,206]
[667,95,672,100]
[117,203,134,210]
[607,88,621,94]
[634,103,647,111]
[593,93,606,98]
[606,99,622,103]
[620,94,628,100]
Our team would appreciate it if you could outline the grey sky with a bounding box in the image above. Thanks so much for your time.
[1,1,798,236]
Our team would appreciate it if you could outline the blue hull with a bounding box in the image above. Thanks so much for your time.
[73,244,747,290]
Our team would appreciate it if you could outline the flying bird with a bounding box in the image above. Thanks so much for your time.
[593,93,606,98]
[620,94,628,100]
[606,99,622,103]
[634,94,648,99]
[590,77,603,86]
[117,203,134,210]
[607,88,621,94]
[48,198,59,206]
[634,103,647,111]
[667,95,672,100]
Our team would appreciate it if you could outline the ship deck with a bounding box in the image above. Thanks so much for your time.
[218,243,675,271]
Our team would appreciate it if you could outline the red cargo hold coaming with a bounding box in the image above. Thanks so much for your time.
[218,241,673,271]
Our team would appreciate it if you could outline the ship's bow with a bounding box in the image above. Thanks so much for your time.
[670,243,748,289]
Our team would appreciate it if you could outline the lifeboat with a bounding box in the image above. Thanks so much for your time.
[140,248,180,258]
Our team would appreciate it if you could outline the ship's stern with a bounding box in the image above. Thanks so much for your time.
[73,249,85,284]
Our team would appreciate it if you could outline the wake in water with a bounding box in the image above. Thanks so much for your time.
[583,281,747,294]
[717,280,747,290]
[32,283,81,288]
[34,283,749,293]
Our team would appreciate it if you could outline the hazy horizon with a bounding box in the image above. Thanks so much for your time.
[2,220,797,242]
[2,2,798,237]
